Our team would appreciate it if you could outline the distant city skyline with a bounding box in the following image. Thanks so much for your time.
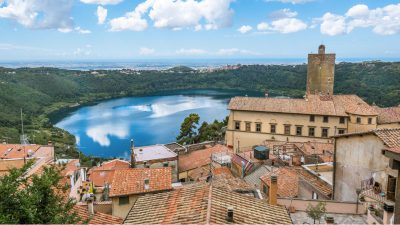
[0,0,399,60]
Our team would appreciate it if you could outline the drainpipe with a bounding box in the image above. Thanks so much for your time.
[332,138,337,200]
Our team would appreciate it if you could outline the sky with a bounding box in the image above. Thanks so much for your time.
[0,0,399,61]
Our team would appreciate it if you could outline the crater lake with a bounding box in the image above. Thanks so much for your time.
[54,89,262,158]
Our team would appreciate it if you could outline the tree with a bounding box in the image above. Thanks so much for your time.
[0,161,82,224]
[306,202,326,224]
[176,113,200,144]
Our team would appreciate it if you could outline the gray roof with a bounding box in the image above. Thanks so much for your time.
[244,165,271,188]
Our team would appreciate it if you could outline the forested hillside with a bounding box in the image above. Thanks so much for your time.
[0,61,399,159]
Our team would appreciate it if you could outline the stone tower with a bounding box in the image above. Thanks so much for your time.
[306,45,336,95]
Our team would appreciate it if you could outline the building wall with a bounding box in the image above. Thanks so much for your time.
[226,110,344,152]
[111,195,138,219]
[306,47,336,95]
[334,134,398,202]
[347,114,378,133]
[0,158,25,171]
[377,122,400,129]
[298,179,330,200]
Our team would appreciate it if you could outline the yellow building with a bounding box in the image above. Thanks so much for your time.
[225,45,400,152]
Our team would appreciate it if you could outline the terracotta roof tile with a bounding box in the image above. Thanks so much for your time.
[178,144,231,172]
[229,94,378,116]
[124,182,291,224]
[298,168,332,197]
[335,128,400,149]
[73,205,123,224]
[88,159,130,187]
[295,142,334,163]
[261,167,299,198]
[374,106,400,124]
[109,167,172,197]
[0,144,42,159]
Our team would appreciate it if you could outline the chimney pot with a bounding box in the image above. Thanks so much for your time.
[48,141,53,146]
[226,206,234,222]
[269,175,278,205]
[86,196,94,215]
[325,216,334,225]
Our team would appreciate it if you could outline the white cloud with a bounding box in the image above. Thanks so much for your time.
[269,8,298,19]
[0,0,73,30]
[264,0,315,4]
[109,0,234,31]
[73,45,92,56]
[319,13,346,36]
[176,48,207,55]
[97,6,107,24]
[139,47,155,55]
[237,25,252,34]
[80,0,123,5]
[257,18,307,33]
[109,0,150,32]
[257,22,270,31]
[75,26,91,34]
[270,18,307,33]
[317,3,400,36]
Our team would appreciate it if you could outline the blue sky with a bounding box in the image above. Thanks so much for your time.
[0,0,399,60]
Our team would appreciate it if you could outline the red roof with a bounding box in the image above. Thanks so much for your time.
[109,167,172,197]
[178,144,231,172]
[73,205,123,224]
[261,167,299,198]
[88,159,130,187]
[0,144,42,159]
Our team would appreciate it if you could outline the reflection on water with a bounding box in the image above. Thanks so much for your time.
[55,91,242,158]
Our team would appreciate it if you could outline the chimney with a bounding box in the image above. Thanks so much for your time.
[325,216,334,225]
[86,196,94,215]
[47,141,53,146]
[383,202,394,225]
[269,175,278,205]
[144,178,150,190]
[226,206,234,222]
[130,139,135,168]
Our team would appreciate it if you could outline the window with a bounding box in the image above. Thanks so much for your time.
[356,117,361,124]
[235,121,240,130]
[310,115,315,122]
[163,162,169,167]
[323,116,329,123]
[263,185,267,194]
[368,118,373,124]
[245,122,251,132]
[338,129,346,135]
[284,125,291,135]
[270,124,276,134]
[256,123,262,132]
[309,127,315,137]
[322,128,329,138]
[312,192,318,200]
[119,196,129,205]
[339,117,346,124]
[296,126,302,136]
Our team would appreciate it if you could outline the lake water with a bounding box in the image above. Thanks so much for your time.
[55,90,261,158]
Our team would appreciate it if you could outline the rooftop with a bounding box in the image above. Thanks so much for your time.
[73,205,123,224]
[124,182,292,224]
[88,159,130,187]
[178,144,231,172]
[0,144,43,159]
[109,167,172,197]
[133,144,177,162]
[295,142,334,163]
[261,167,299,198]
[228,94,378,116]
[335,128,400,151]
[375,106,400,124]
